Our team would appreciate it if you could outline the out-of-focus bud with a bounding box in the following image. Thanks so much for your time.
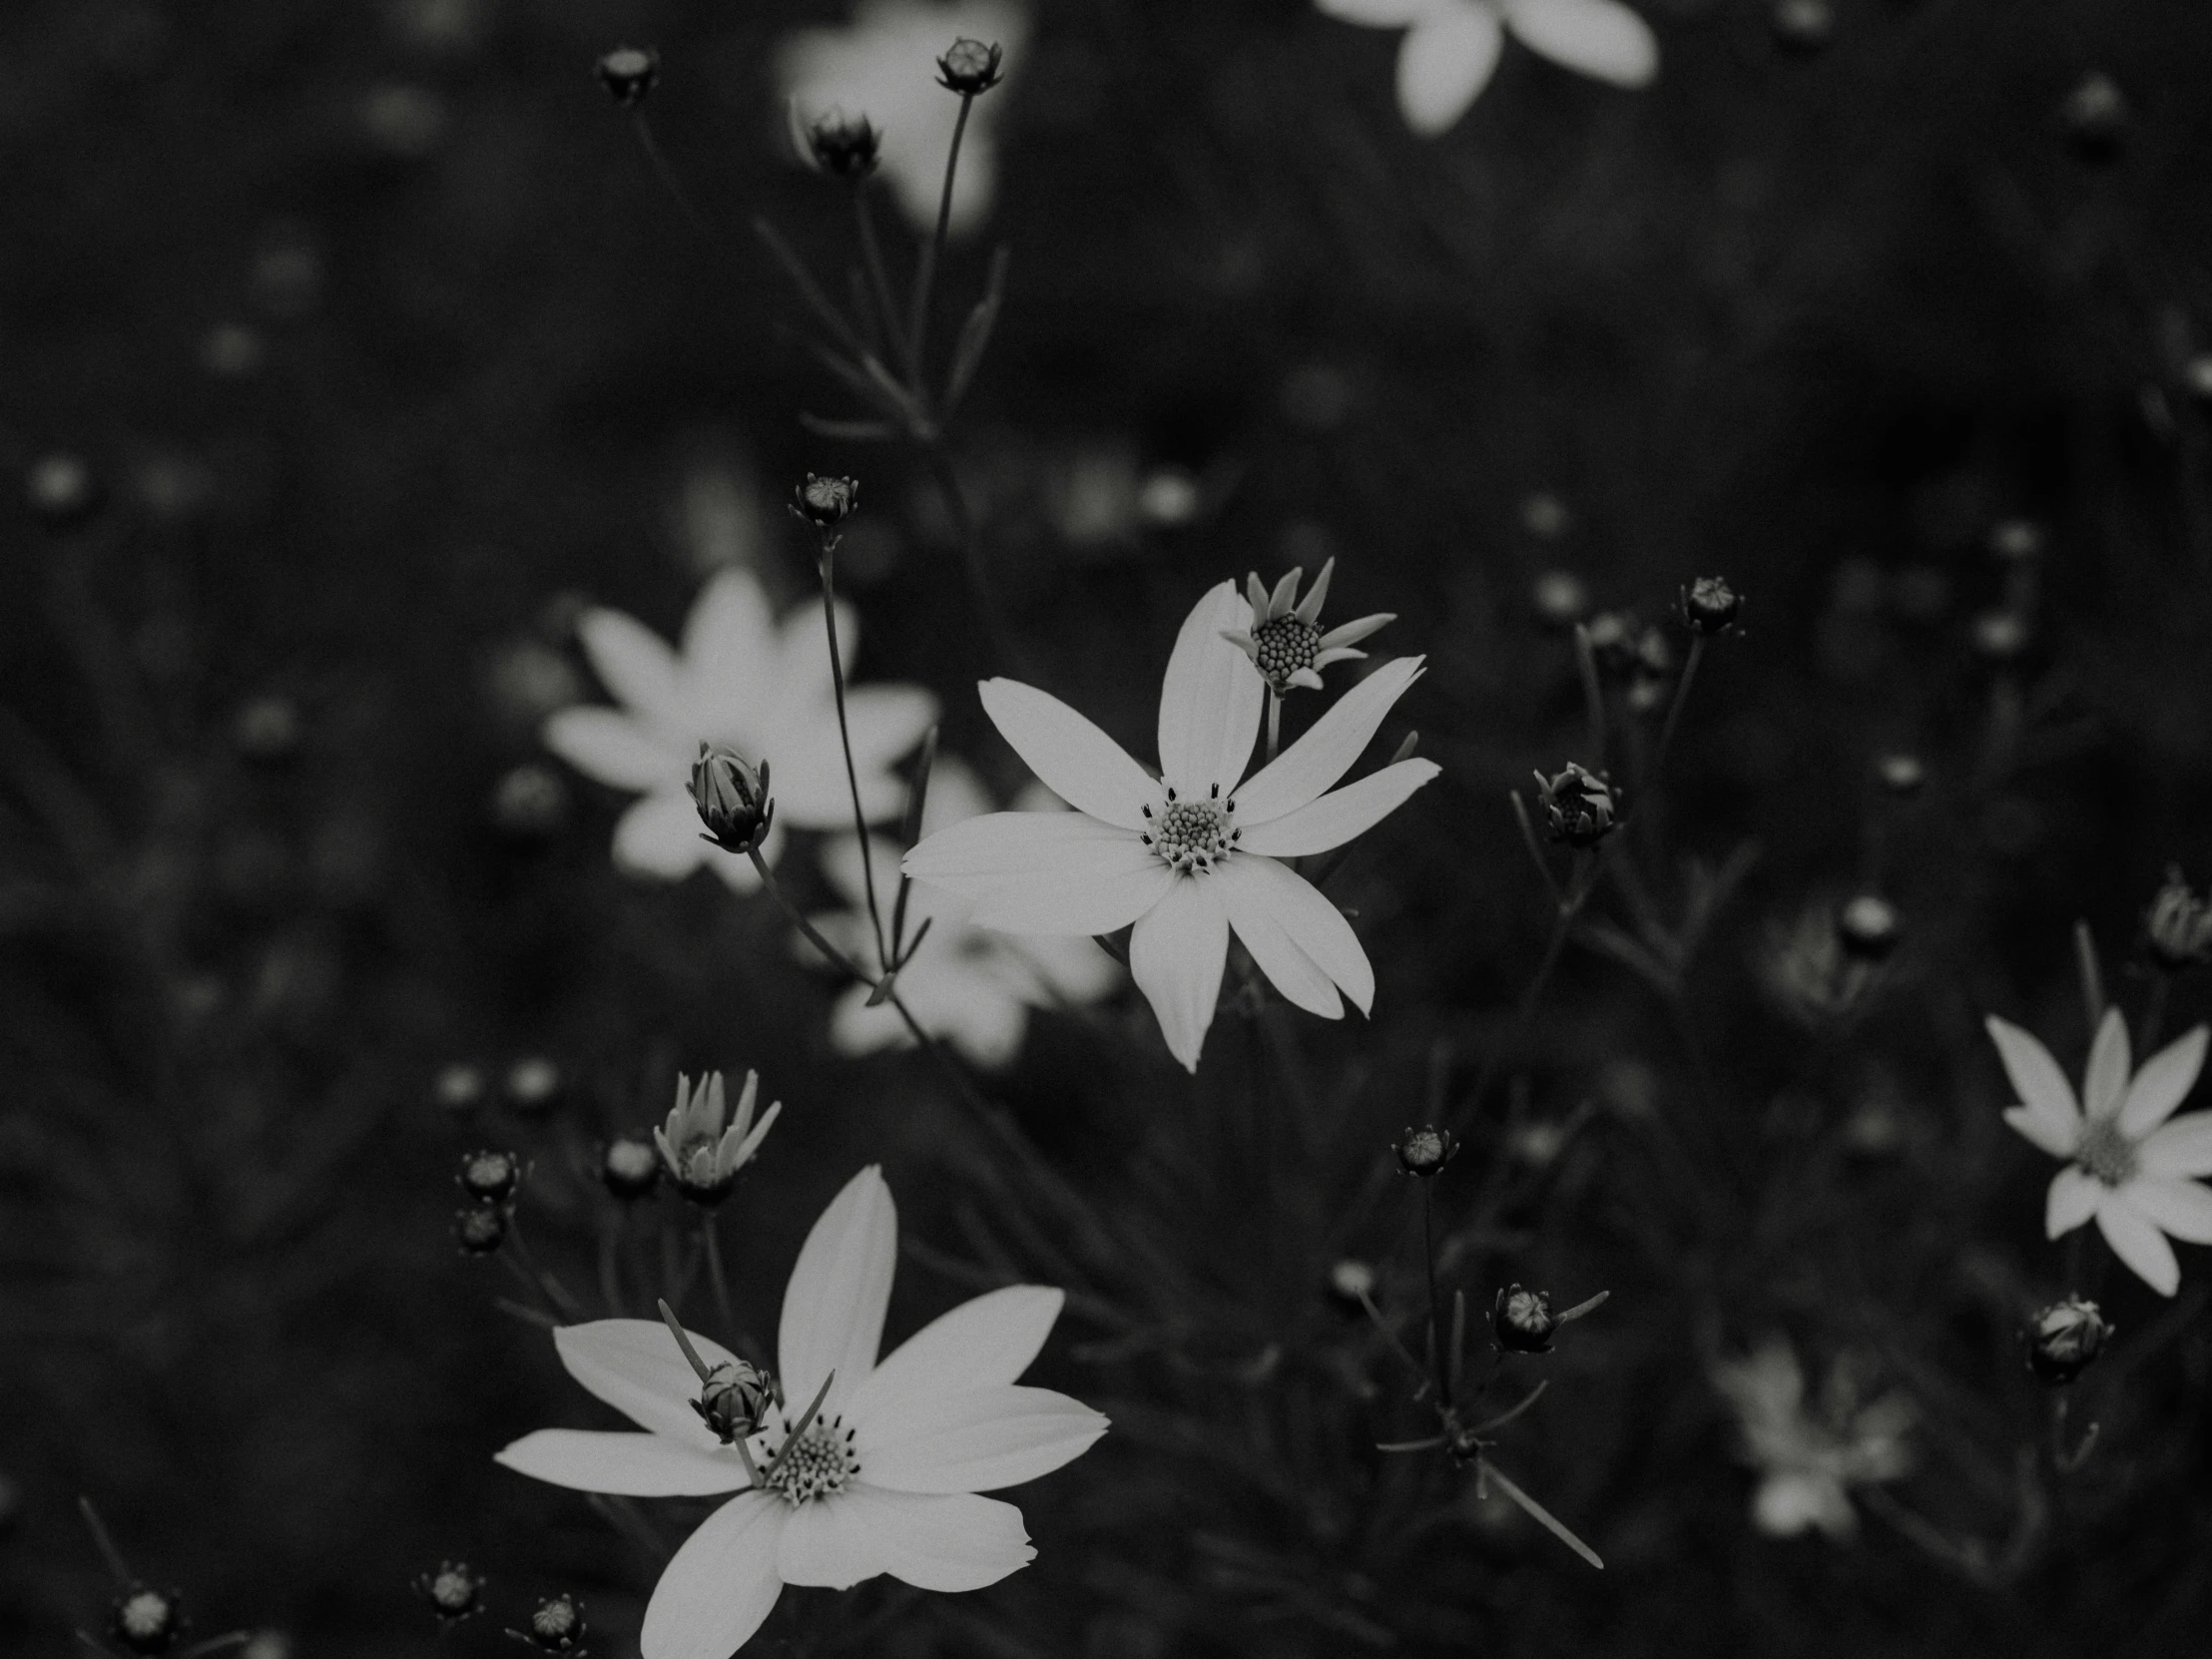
[1583,610,1640,677]
[458,1149,523,1205]
[1326,1258,1377,1313]
[793,472,860,529]
[491,763,571,841]
[1491,1285,1557,1354]
[595,46,658,106]
[1679,576,1743,636]
[1969,609,2030,664]
[27,452,100,525]
[2146,866,2212,971]
[2024,1296,2110,1385]
[600,1136,662,1201]
[1876,753,1926,797]
[454,1206,508,1256]
[807,112,880,181]
[416,1561,486,1625]
[1520,491,1572,540]
[1836,893,1900,961]
[434,1062,487,1115]
[690,744,774,855]
[111,1587,186,1656]
[2061,72,2128,164]
[234,697,302,764]
[935,38,1005,95]
[516,1594,587,1654]
[1770,0,1834,52]
[1395,1124,1458,1178]
[505,1056,563,1116]
[1535,763,1619,848]
[1530,569,1589,629]
[2184,354,2212,415]
[1988,519,2044,562]
[693,1361,776,1443]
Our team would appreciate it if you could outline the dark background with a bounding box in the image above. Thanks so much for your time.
[8,0,2212,1655]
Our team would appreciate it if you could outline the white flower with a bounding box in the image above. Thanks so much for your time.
[542,569,936,892]
[496,1167,1106,1659]
[654,1071,783,1205]
[778,0,1032,237]
[1987,1007,2212,1297]
[1317,0,1659,137]
[812,760,1121,1068]
[1711,1337,1915,1541]
[902,582,1439,1072]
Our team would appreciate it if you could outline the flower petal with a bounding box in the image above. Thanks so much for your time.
[1232,658,1426,826]
[777,1493,885,1590]
[639,1492,787,1659]
[577,605,683,719]
[2138,1110,2212,1179]
[612,792,715,882]
[2095,1196,2181,1297]
[2122,1178,2212,1246]
[1129,874,1230,1072]
[1217,863,1342,1020]
[2118,1025,2209,1138]
[847,1287,1066,1426]
[494,1429,749,1497]
[1156,582,1263,796]
[905,813,1174,935]
[1983,1016,2081,1145]
[1503,0,1658,87]
[780,1166,897,1420]
[1396,7,1503,136]
[846,1486,1035,1592]
[856,1385,1108,1494]
[980,679,1157,830]
[677,569,777,727]
[2082,1006,2132,1121]
[543,708,679,791]
[2044,1167,2101,1238]
[1235,759,1440,858]
[1217,853,1377,1015]
[554,1320,739,1449]
[836,685,941,786]
[1317,0,1434,25]
[2002,1104,2076,1161]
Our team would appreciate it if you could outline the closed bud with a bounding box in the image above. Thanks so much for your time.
[2062,72,2127,164]
[28,452,101,525]
[600,1136,662,1200]
[111,1587,186,1656]
[1680,575,1742,635]
[1970,609,2030,663]
[1395,1124,1457,1178]
[1876,753,1926,797]
[1530,568,1590,629]
[1326,1258,1377,1314]
[1988,519,2044,562]
[1535,763,1619,848]
[505,1056,563,1115]
[1492,1285,1557,1354]
[936,38,1005,95]
[807,113,880,181]
[416,1561,486,1624]
[1770,0,1834,53]
[454,1205,508,1256]
[1836,893,1900,961]
[595,46,659,107]
[513,1594,586,1655]
[690,744,773,855]
[2024,1296,2110,1385]
[793,472,859,529]
[458,1149,522,1205]
[2146,866,2212,971]
[694,1360,776,1443]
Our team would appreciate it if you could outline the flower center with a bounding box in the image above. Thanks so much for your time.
[2074,1115,2138,1187]
[762,1414,858,1505]
[1140,786,1238,874]
[1251,616,1321,685]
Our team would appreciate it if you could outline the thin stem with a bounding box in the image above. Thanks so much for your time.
[752,848,869,981]
[703,1213,736,1340]
[2073,919,2106,1031]
[629,112,715,246]
[850,189,912,381]
[1265,689,1283,764]
[906,94,974,376]
[1419,1182,1447,1401]
[924,446,1011,672]
[816,545,890,968]
[1478,1460,1604,1570]
[1451,862,1585,1135]
[1651,634,1707,783]
[77,1497,131,1585]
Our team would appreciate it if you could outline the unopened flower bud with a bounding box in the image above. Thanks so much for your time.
[2062,72,2128,164]
[1680,575,1742,636]
[1326,1258,1377,1313]
[1876,753,1926,796]
[515,1594,586,1654]
[793,472,859,529]
[595,46,658,106]
[1770,0,1834,52]
[693,1361,776,1443]
[935,38,1005,94]
[1395,1124,1457,1178]
[601,1136,661,1200]
[807,113,879,181]
[458,1149,522,1205]
[1535,763,1619,848]
[1836,894,1900,960]
[1492,1285,1557,1354]
[417,1561,485,1624]
[690,744,773,855]
[2024,1296,2110,1384]
[454,1205,508,1256]
[111,1587,185,1656]
[2145,866,2212,971]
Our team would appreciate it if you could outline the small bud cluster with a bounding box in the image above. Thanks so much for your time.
[454,1147,525,1256]
[2024,1296,2110,1385]
[1535,763,1619,849]
[1585,610,1672,689]
[2145,867,2212,971]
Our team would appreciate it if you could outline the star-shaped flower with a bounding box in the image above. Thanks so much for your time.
[811,760,1121,1068]
[902,582,1439,1072]
[1988,1007,2212,1297]
[542,569,936,892]
[1710,1337,1915,1542]
[1219,560,1394,696]
[778,0,1031,237]
[495,1167,1106,1659]
[1317,0,1659,138]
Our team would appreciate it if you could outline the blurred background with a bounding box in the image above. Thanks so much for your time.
[8,0,2212,1654]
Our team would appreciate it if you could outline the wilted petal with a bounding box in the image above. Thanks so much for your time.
[849,1287,1066,1426]
[494,1429,748,1497]
[1503,0,1658,87]
[2137,1110,2212,1179]
[905,813,1173,935]
[543,707,677,791]
[2123,1178,2212,1245]
[578,607,683,719]
[1232,658,1426,825]
[1235,759,1440,857]
[2118,1026,2209,1138]
[848,1486,1035,1592]
[2095,1196,2181,1296]
[1984,1016,2081,1144]
[613,792,715,882]
[980,679,1157,830]
[2044,1167,2100,1238]
[1395,6,1503,136]
[1156,582,1263,796]
[554,1320,738,1449]
[1129,874,1230,1072]
[639,1492,787,1659]
[780,1166,897,1420]
[777,1494,885,1590]
[856,1385,1108,1494]
[2082,1007,2132,1122]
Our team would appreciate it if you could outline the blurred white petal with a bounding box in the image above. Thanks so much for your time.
[1502,0,1657,86]
[2095,1197,2181,1296]
[2002,1102,2077,1161]
[1983,1017,2081,1141]
[2138,1110,2212,1178]
[542,707,676,791]
[2118,1025,2208,1137]
[612,792,715,881]
[2044,1167,2100,1238]
[1318,0,1437,24]
[1394,6,1502,136]
[2082,1007,2133,1121]
[577,606,682,719]
[2124,1178,2212,1245]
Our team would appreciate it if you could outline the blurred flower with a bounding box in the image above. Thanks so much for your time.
[1711,1338,1914,1540]
[1875,753,1925,797]
[506,1056,564,1114]
[812,761,1119,1068]
[1987,1008,2212,1297]
[601,1136,663,1201]
[778,1,1032,236]
[904,583,1439,1071]
[1835,893,1900,961]
[454,1207,508,1255]
[434,1062,488,1114]
[1529,568,1589,628]
[1758,901,1876,1028]
[415,1562,485,1625]
[2061,72,2128,164]
[495,1168,1107,1659]
[490,763,571,840]
[2145,866,2212,971]
[2023,1296,2110,1385]
[1768,0,1833,53]
[1220,560,1394,696]
[1327,1258,1378,1310]
[653,1072,782,1207]
[26,452,99,524]
[542,569,935,892]
[597,46,659,106]
[110,1587,185,1656]
[1316,0,1658,138]
[805,110,882,180]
